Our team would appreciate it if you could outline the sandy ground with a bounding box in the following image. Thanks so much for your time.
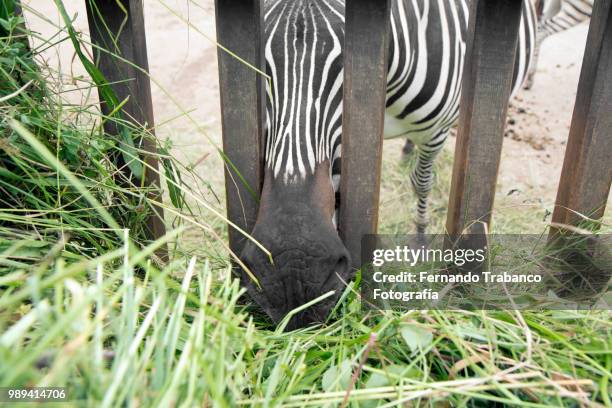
[22,1,606,233]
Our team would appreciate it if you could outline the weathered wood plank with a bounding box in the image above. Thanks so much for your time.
[9,0,29,50]
[85,0,166,256]
[12,0,23,19]
[340,0,391,271]
[215,0,265,256]
[446,0,524,238]
[550,0,612,232]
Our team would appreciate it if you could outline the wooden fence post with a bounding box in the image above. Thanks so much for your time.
[215,0,265,257]
[550,0,612,233]
[445,0,524,238]
[8,1,30,51]
[340,0,391,271]
[85,0,166,257]
[13,0,23,19]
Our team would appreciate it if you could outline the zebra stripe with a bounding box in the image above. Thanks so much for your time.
[263,0,537,232]
[540,0,593,36]
[264,0,345,184]
[525,0,592,89]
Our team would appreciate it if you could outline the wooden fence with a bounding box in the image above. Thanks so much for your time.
[215,0,265,257]
[551,0,612,230]
[447,0,611,240]
[17,0,610,265]
[84,1,166,260]
[16,0,169,260]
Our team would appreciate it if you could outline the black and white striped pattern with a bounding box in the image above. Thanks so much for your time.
[264,0,345,184]
[525,0,593,89]
[263,0,537,233]
[540,0,593,36]
[385,0,535,233]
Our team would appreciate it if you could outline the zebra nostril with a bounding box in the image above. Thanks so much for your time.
[334,255,349,280]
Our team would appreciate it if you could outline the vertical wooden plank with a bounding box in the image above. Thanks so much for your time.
[13,0,23,18]
[9,0,29,50]
[1,1,32,90]
[446,0,524,238]
[550,0,612,231]
[340,0,391,271]
[215,0,265,256]
[85,0,166,256]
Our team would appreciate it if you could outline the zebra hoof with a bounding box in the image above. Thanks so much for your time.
[416,225,428,244]
[523,78,534,90]
[401,139,415,164]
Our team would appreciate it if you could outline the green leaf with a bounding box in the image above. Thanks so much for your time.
[159,145,185,210]
[321,359,352,391]
[321,364,337,391]
[452,323,488,343]
[365,364,418,389]
[339,359,352,389]
[365,372,388,388]
[400,324,433,352]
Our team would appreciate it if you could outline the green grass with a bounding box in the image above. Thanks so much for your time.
[378,136,612,236]
[1,2,611,407]
[2,242,610,406]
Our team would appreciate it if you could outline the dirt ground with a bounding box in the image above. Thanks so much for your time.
[23,1,605,233]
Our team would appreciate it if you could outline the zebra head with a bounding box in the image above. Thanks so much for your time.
[239,0,350,329]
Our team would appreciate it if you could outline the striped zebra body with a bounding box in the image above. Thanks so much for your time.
[384,0,536,232]
[540,0,593,36]
[525,0,593,89]
[263,0,536,234]
[243,0,537,325]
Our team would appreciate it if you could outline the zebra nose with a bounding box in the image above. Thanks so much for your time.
[238,223,351,328]
[324,252,350,290]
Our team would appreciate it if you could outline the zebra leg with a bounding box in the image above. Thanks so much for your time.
[524,29,550,90]
[526,1,593,90]
[402,138,415,157]
[409,137,445,237]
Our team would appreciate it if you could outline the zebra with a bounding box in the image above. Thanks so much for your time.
[239,0,536,328]
[525,0,593,89]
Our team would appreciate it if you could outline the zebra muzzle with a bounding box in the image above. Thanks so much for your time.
[238,199,350,329]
